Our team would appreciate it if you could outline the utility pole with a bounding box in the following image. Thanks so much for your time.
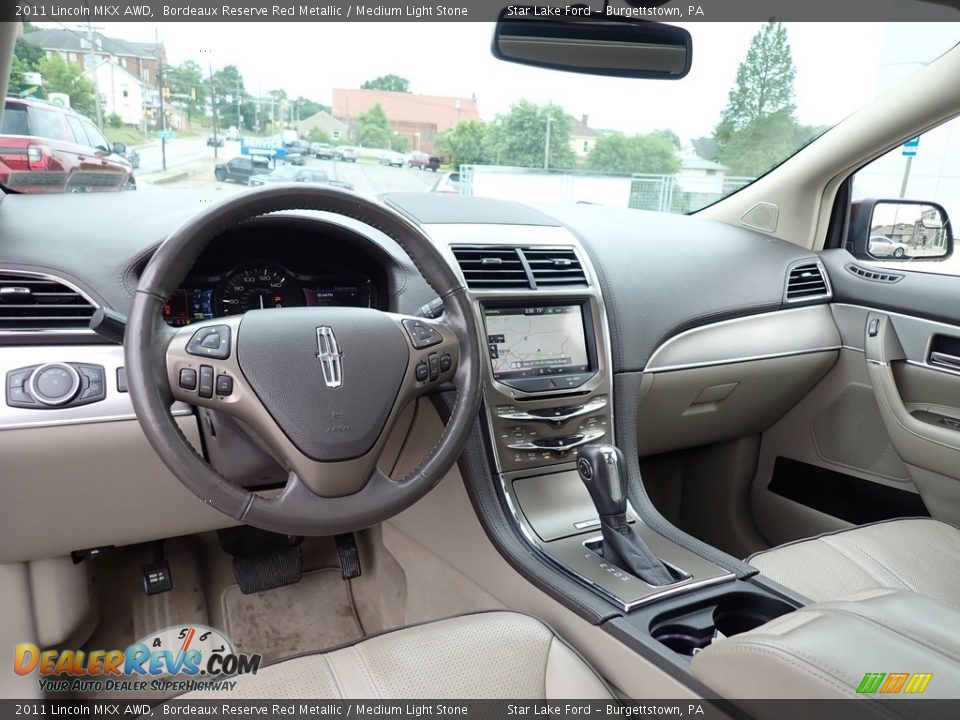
[544,115,553,169]
[85,22,104,129]
[899,156,913,199]
[155,28,166,171]
[208,62,219,160]
[236,79,242,132]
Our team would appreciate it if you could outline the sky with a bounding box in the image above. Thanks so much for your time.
[35,21,960,144]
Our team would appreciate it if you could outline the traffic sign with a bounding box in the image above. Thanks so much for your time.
[158,130,177,140]
[902,136,920,157]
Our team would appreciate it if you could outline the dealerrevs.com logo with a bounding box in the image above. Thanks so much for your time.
[14,625,261,694]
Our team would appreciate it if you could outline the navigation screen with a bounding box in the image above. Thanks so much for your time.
[484,305,591,380]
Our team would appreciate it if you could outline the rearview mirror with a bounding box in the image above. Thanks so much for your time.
[492,6,692,79]
[112,142,126,155]
[853,200,953,261]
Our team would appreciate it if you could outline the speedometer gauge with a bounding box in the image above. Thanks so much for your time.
[218,266,302,315]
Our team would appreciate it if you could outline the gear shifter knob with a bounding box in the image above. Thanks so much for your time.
[577,444,628,517]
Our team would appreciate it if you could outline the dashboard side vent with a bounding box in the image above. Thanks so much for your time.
[785,262,830,302]
[523,248,588,288]
[845,263,903,284]
[0,272,96,329]
[451,246,531,289]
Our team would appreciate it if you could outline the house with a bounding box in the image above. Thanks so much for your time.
[81,60,146,126]
[332,88,479,152]
[569,115,599,158]
[22,29,165,87]
[298,110,349,144]
[675,149,730,193]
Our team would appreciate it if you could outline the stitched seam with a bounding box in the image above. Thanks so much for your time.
[350,645,383,699]
[818,536,906,589]
[322,655,348,700]
[834,536,922,593]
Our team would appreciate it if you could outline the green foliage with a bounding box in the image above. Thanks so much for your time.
[361,75,411,93]
[211,65,256,131]
[165,60,207,121]
[587,132,680,175]
[37,54,96,119]
[435,119,494,169]
[306,127,331,144]
[106,113,123,129]
[294,97,329,119]
[491,101,576,169]
[390,134,411,153]
[651,129,682,150]
[11,37,47,94]
[714,21,800,177]
[356,103,392,148]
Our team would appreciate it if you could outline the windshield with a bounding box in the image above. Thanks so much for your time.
[271,166,301,179]
[3,20,958,209]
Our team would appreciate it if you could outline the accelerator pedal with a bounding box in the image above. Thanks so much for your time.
[218,527,303,595]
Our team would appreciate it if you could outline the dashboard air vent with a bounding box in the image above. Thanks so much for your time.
[524,248,588,288]
[845,264,903,284]
[451,246,530,289]
[785,262,830,301]
[0,273,96,329]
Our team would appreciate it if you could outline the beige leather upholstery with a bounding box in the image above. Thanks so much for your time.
[692,588,960,704]
[183,612,611,699]
[749,518,960,607]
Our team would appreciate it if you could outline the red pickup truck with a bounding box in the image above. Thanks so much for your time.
[0,96,135,193]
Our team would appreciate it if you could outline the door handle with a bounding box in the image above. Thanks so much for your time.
[930,351,960,371]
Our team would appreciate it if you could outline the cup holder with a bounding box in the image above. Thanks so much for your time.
[649,590,797,656]
[713,594,795,637]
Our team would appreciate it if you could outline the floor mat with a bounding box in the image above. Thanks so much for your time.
[221,567,363,661]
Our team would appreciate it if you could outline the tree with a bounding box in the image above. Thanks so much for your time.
[37,54,96,119]
[491,101,576,169]
[587,132,680,175]
[713,21,799,176]
[355,103,392,148]
[294,97,329,119]
[10,37,45,92]
[361,75,410,93]
[211,65,247,129]
[435,119,494,168]
[165,60,207,122]
[306,127,331,144]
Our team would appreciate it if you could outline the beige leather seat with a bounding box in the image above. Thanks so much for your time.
[749,517,960,608]
[184,611,612,699]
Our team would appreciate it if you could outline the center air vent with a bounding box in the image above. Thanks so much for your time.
[785,262,830,302]
[451,246,588,290]
[0,272,96,329]
[523,248,588,287]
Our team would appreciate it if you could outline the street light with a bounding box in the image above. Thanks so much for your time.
[544,115,553,170]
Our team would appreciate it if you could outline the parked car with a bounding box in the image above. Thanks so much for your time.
[0,96,135,193]
[377,150,406,167]
[206,133,225,147]
[248,165,354,190]
[408,151,440,171]
[310,142,334,159]
[333,146,358,162]
[869,235,911,258]
[284,141,309,166]
[213,155,271,184]
[430,171,460,194]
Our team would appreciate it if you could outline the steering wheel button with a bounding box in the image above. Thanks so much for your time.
[215,374,233,397]
[401,319,443,350]
[439,353,452,373]
[186,325,231,360]
[428,353,440,381]
[198,366,215,399]
[415,361,429,382]
[179,368,198,391]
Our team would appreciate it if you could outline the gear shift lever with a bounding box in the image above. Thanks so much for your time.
[577,444,675,586]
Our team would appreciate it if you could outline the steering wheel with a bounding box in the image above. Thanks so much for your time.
[125,186,482,536]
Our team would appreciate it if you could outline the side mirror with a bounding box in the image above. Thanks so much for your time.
[492,6,692,79]
[850,199,953,262]
[112,142,126,155]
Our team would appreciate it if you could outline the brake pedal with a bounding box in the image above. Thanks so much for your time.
[335,533,362,580]
[142,542,173,595]
[218,527,303,594]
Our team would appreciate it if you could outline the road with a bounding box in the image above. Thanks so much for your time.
[139,153,442,196]
[135,135,236,175]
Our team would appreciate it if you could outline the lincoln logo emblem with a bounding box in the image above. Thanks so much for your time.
[315,326,343,388]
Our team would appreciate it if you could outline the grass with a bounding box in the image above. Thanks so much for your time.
[104,126,149,146]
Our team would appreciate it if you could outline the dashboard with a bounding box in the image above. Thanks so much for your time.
[153,222,385,327]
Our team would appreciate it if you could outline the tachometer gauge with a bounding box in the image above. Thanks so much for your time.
[218,266,302,315]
